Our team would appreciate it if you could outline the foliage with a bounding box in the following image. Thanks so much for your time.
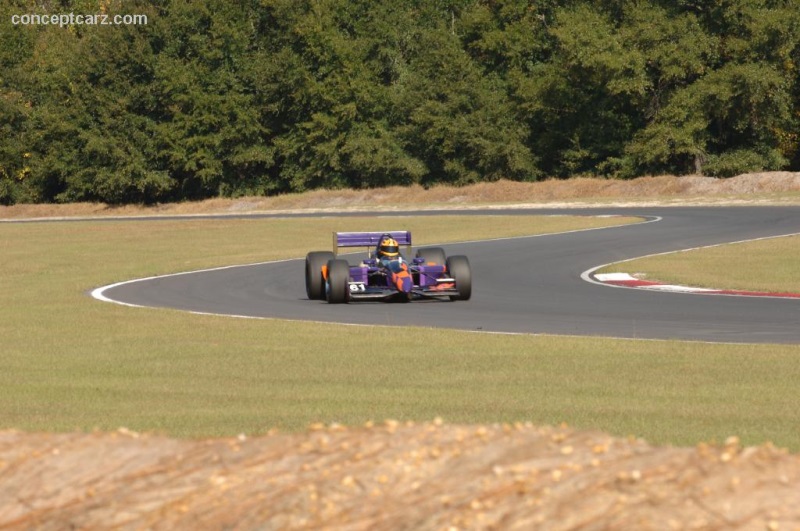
[1,0,798,204]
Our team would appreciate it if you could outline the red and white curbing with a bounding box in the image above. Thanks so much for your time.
[593,273,800,299]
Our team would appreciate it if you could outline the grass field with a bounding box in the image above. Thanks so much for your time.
[599,233,800,293]
[2,214,799,451]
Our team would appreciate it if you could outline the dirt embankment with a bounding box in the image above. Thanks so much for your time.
[2,172,799,219]
[2,422,799,530]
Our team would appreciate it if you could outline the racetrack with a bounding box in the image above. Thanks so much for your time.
[96,206,800,344]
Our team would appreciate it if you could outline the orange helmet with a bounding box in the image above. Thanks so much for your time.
[378,236,400,258]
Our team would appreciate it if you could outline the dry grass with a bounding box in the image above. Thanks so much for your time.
[1,215,646,439]
[606,234,800,293]
[2,172,799,220]
[3,214,799,451]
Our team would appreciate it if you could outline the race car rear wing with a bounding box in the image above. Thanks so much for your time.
[334,231,412,257]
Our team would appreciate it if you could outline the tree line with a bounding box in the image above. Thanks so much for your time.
[1,0,798,205]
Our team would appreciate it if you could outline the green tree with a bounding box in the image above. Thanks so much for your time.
[2,0,798,205]
[397,23,538,184]
[262,0,428,192]
[5,1,174,204]
[0,0,36,204]
[624,0,799,176]
[153,0,275,199]
[459,0,556,75]
[515,4,648,177]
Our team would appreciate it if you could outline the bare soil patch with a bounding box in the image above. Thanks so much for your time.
[2,422,798,530]
[2,172,799,220]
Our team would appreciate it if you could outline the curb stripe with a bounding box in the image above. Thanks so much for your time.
[593,273,800,299]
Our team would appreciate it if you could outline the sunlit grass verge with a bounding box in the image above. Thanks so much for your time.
[2,214,799,451]
[599,234,800,293]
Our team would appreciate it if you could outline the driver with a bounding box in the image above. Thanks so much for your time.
[376,234,402,264]
[376,234,412,294]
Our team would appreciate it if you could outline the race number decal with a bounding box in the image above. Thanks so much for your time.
[349,283,366,293]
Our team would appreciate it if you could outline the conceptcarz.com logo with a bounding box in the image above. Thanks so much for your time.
[11,12,148,27]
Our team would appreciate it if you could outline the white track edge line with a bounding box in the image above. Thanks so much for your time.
[90,258,297,306]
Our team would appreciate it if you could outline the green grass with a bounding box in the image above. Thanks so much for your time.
[2,214,799,451]
[600,234,800,293]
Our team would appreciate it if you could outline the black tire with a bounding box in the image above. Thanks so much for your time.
[446,255,472,301]
[416,247,447,265]
[305,251,334,300]
[326,259,350,304]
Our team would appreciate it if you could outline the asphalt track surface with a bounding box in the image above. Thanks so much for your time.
[96,206,800,344]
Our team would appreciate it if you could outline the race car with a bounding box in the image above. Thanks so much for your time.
[305,231,472,303]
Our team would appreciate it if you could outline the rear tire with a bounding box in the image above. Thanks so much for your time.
[305,251,334,300]
[416,247,446,265]
[446,255,472,301]
[326,259,350,304]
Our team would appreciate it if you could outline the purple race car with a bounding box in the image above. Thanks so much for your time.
[305,231,472,303]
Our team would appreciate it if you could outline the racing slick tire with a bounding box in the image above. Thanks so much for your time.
[416,247,447,266]
[446,255,472,301]
[305,251,335,300]
[326,259,350,304]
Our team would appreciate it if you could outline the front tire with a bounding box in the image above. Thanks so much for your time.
[305,251,335,300]
[326,259,350,304]
[446,255,472,301]
[416,247,447,266]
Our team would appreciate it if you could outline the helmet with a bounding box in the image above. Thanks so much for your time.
[377,235,400,258]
